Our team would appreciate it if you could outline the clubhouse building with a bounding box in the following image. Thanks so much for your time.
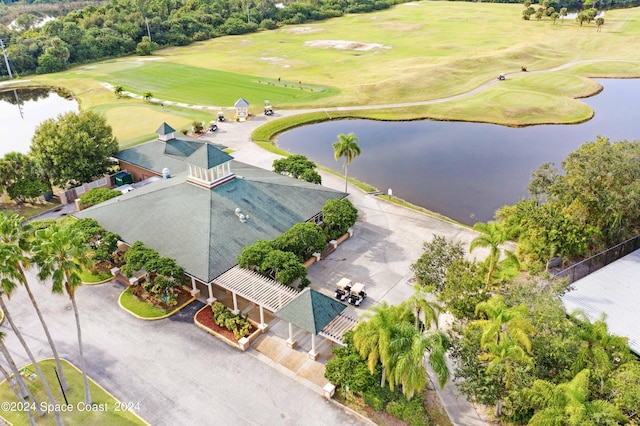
[74,123,351,339]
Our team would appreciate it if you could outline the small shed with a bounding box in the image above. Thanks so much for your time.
[234,98,250,121]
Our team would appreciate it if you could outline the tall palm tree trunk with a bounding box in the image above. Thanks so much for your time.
[0,338,44,418]
[0,297,64,425]
[69,293,92,405]
[344,162,349,193]
[21,266,68,391]
[0,362,38,425]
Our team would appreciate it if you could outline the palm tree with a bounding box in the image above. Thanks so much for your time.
[0,245,64,425]
[143,91,153,102]
[352,302,411,387]
[1,332,42,423]
[472,295,534,350]
[471,295,535,417]
[525,369,627,425]
[0,213,68,391]
[113,85,124,98]
[404,284,440,331]
[33,223,93,405]
[569,311,629,395]
[332,132,361,193]
[388,322,450,397]
[469,221,515,288]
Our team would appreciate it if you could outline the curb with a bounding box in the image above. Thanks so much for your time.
[118,287,195,320]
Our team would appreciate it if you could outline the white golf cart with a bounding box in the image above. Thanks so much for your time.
[347,282,367,306]
[334,278,352,301]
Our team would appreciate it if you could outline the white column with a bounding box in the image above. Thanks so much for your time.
[190,277,198,297]
[232,292,239,314]
[309,334,319,360]
[206,283,216,305]
[258,305,268,332]
[286,322,297,349]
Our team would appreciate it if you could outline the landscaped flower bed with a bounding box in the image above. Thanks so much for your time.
[194,304,261,350]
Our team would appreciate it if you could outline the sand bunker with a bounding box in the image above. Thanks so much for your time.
[283,26,323,34]
[304,40,391,51]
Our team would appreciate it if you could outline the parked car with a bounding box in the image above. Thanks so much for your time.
[217,111,225,122]
[208,121,218,132]
[264,105,273,116]
[334,278,352,301]
[347,282,366,306]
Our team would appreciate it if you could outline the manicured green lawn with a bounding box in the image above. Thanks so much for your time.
[79,268,113,283]
[119,287,171,319]
[0,359,147,426]
[15,2,640,143]
[104,62,337,106]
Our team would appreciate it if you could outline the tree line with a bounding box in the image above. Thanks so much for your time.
[0,0,404,77]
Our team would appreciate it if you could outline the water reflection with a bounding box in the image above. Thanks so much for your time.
[0,87,78,157]
[276,79,640,225]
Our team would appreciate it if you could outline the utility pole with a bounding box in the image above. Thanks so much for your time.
[1,38,13,79]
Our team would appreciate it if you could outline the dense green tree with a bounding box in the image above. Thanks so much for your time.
[470,295,535,416]
[324,331,380,393]
[31,110,118,189]
[569,312,632,397]
[274,221,326,261]
[237,239,275,270]
[550,137,640,243]
[0,152,48,204]
[272,154,321,184]
[525,369,627,425]
[438,259,488,320]
[608,362,640,421]
[33,223,93,405]
[332,132,361,193]
[260,249,308,286]
[411,235,465,292]
[497,199,600,269]
[321,198,357,240]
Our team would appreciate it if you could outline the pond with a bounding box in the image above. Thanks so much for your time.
[0,87,79,157]
[276,79,640,225]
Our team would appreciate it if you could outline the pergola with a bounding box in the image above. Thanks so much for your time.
[275,288,358,359]
[211,266,299,331]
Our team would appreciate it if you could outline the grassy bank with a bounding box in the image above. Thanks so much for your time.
[0,359,147,426]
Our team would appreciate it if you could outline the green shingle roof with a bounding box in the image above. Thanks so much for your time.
[115,138,228,175]
[76,154,347,283]
[156,122,175,135]
[275,288,347,334]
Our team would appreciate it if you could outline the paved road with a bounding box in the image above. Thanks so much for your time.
[1,270,364,425]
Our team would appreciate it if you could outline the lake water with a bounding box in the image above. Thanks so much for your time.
[276,79,640,225]
[0,88,79,157]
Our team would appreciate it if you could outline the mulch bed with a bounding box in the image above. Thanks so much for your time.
[195,307,257,342]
